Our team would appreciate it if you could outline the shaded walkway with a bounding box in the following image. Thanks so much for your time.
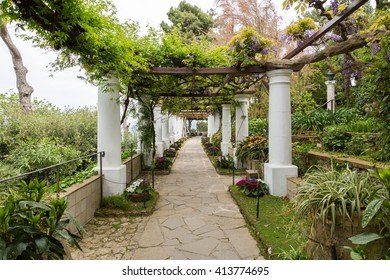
[125,136,263,260]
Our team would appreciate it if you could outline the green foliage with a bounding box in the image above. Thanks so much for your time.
[211,130,222,149]
[163,149,176,158]
[292,166,375,239]
[235,178,269,197]
[291,91,317,113]
[236,134,268,161]
[321,126,351,152]
[0,179,83,259]
[7,137,81,181]
[229,188,307,259]
[154,157,173,170]
[228,26,274,64]
[292,108,362,133]
[0,93,97,157]
[56,165,97,191]
[248,118,268,135]
[160,1,215,42]
[285,17,318,41]
[196,121,207,133]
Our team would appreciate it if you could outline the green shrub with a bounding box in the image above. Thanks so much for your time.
[249,118,268,135]
[292,109,330,133]
[321,126,351,152]
[7,138,81,182]
[0,179,83,259]
[236,134,268,160]
[211,130,222,148]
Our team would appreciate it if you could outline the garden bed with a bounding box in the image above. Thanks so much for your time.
[229,186,308,259]
[96,191,159,217]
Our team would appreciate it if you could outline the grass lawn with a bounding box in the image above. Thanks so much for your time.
[229,186,309,259]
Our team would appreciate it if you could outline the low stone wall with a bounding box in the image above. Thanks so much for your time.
[123,154,142,184]
[287,177,302,200]
[60,175,101,231]
[59,155,141,231]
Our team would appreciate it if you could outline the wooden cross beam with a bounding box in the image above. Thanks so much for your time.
[283,0,369,59]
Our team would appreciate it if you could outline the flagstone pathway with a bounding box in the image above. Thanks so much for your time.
[71,136,263,260]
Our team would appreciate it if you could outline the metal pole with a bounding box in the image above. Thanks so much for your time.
[256,180,260,219]
[130,143,134,181]
[56,166,60,199]
[99,152,103,206]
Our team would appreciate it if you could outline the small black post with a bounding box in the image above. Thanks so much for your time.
[232,156,235,186]
[256,179,260,219]
[56,166,60,199]
[130,143,134,181]
[143,179,147,208]
[99,151,105,207]
[152,159,155,191]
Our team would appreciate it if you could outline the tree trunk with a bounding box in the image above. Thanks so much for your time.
[0,22,34,113]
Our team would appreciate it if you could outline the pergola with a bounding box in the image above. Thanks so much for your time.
[97,0,368,198]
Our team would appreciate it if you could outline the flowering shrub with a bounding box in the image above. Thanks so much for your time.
[215,155,231,169]
[228,27,274,64]
[163,148,176,158]
[154,156,172,170]
[207,145,221,156]
[235,178,269,197]
[235,134,268,160]
[125,179,148,194]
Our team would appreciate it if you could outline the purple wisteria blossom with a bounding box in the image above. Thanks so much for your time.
[331,0,339,14]
[386,53,390,62]
[262,48,269,55]
[271,46,278,54]
[370,43,382,54]
[329,33,342,42]
[304,29,316,38]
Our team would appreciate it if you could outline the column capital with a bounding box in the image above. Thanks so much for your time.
[267,69,293,85]
[234,94,250,103]
[153,105,162,112]
[325,80,336,85]
[222,104,231,110]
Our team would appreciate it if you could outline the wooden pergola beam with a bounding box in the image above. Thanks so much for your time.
[283,0,369,59]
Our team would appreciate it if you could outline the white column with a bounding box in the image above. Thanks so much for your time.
[221,104,232,156]
[162,113,170,150]
[154,106,164,157]
[235,94,249,144]
[234,94,249,168]
[213,111,221,135]
[97,77,126,197]
[325,80,336,112]
[264,69,298,197]
[169,116,174,145]
[208,114,214,138]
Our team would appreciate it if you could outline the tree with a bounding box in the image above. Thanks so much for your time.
[214,0,281,46]
[0,18,33,113]
[160,1,216,42]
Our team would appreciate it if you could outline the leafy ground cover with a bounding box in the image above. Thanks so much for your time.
[98,191,159,217]
[229,186,308,259]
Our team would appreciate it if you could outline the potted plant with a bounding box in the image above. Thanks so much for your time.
[235,178,269,197]
[124,178,153,202]
[154,157,172,170]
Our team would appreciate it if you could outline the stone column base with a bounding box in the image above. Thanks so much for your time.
[101,165,127,198]
[264,163,298,197]
[163,139,170,150]
[221,142,232,156]
[156,142,164,158]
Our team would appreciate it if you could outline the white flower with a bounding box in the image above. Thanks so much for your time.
[125,179,144,193]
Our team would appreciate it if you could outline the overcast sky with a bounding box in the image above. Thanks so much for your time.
[0,0,293,109]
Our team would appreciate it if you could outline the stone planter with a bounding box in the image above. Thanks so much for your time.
[306,215,390,260]
[129,192,149,202]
